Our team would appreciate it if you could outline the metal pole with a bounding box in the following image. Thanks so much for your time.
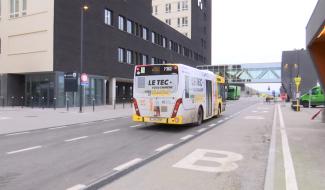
[309,89,312,108]
[54,98,57,110]
[92,98,95,112]
[79,2,85,113]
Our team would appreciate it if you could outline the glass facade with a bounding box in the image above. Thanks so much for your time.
[24,72,106,108]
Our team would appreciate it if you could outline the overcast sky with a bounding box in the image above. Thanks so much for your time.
[211,0,319,65]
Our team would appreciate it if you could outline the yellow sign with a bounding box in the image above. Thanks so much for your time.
[294,77,301,87]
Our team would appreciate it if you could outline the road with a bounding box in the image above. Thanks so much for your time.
[0,97,266,190]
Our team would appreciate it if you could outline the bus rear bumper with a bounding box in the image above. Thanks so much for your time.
[132,115,183,125]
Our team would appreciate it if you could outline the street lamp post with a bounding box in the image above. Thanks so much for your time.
[79,2,88,113]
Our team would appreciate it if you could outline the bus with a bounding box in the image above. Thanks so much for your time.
[227,85,241,100]
[132,64,226,126]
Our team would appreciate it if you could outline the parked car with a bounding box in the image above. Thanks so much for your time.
[300,86,325,108]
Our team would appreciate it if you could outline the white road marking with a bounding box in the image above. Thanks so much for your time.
[180,135,194,140]
[7,146,42,155]
[263,111,269,113]
[104,118,115,122]
[113,158,143,171]
[264,105,277,190]
[244,116,265,120]
[66,184,87,190]
[252,110,258,113]
[197,128,207,133]
[0,117,11,120]
[6,132,30,136]
[173,149,243,173]
[224,117,229,120]
[155,144,174,152]
[217,120,224,123]
[278,104,299,190]
[65,136,88,142]
[79,122,90,125]
[129,124,142,128]
[103,129,120,134]
[49,125,69,130]
[208,124,216,127]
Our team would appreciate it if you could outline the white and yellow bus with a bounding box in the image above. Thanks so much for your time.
[132,64,225,126]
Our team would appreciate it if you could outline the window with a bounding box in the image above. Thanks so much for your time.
[182,1,188,10]
[177,18,181,27]
[142,54,148,65]
[126,50,133,64]
[118,16,125,31]
[182,17,188,26]
[165,3,171,13]
[104,9,112,25]
[154,5,158,15]
[22,0,26,15]
[177,2,181,11]
[118,48,125,63]
[165,19,171,25]
[127,20,133,34]
[142,27,148,40]
[162,37,167,48]
[10,0,19,18]
[151,32,155,43]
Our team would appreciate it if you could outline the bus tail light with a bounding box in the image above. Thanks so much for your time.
[133,98,141,116]
[172,98,182,118]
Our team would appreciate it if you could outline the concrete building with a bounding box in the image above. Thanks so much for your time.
[152,0,191,38]
[281,49,318,99]
[306,0,325,122]
[0,0,211,107]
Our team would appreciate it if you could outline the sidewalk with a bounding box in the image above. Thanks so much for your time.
[0,104,133,135]
[273,104,325,190]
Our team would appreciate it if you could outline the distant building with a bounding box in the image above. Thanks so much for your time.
[0,0,211,107]
[281,49,318,99]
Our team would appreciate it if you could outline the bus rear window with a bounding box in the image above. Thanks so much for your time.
[135,65,178,76]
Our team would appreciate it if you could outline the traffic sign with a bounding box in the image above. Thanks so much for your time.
[81,73,89,86]
[64,72,78,92]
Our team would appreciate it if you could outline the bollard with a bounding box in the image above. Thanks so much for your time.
[11,96,14,108]
[31,97,34,109]
[53,98,57,110]
[66,99,70,111]
[21,96,24,108]
[42,97,45,109]
[131,98,133,108]
[114,99,116,110]
[92,98,95,112]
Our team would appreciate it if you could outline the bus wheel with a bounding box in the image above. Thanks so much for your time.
[195,107,203,126]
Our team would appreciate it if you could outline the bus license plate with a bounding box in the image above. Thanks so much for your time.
[147,117,167,123]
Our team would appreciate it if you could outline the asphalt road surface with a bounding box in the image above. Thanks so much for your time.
[0,97,263,190]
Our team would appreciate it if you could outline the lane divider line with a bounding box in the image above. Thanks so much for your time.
[197,128,207,133]
[6,132,30,136]
[65,136,88,142]
[129,124,142,128]
[113,158,143,171]
[278,104,299,190]
[7,146,42,155]
[155,144,174,152]
[66,184,87,190]
[217,120,224,123]
[103,129,121,134]
[180,135,194,141]
[264,104,277,190]
[49,126,69,130]
[208,124,216,127]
